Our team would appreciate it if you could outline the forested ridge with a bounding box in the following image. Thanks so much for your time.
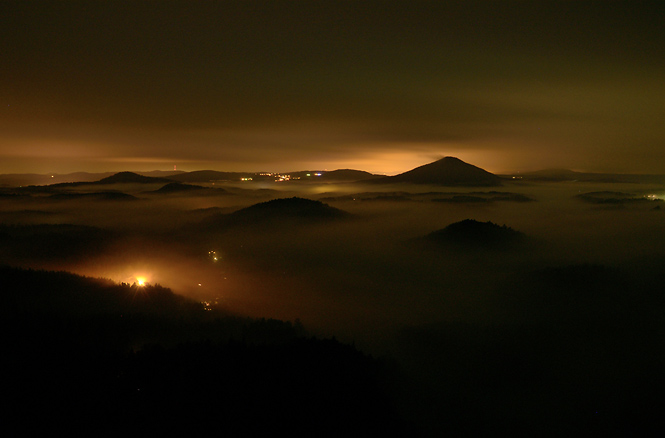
[2,266,410,435]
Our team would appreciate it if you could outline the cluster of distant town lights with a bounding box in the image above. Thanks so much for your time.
[240,172,323,182]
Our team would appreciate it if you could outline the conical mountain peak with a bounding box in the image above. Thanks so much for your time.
[373,157,502,186]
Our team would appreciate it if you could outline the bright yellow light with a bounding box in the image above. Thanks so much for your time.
[136,277,146,286]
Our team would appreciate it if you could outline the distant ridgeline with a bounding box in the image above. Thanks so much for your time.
[1,266,410,435]
[0,156,504,189]
[4,157,665,188]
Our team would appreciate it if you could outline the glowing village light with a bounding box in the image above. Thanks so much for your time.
[208,250,220,262]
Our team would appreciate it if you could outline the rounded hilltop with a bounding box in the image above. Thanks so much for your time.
[230,197,350,221]
[425,219,526,249]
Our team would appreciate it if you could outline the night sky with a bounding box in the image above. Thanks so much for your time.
[2,1,664,175]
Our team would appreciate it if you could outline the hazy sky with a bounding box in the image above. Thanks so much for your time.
[2,1,664,175]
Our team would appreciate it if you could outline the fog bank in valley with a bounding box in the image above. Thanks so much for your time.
[2,173,664,435]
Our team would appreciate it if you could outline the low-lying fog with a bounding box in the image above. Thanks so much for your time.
[2,178,664,347]
[4,175,665,433]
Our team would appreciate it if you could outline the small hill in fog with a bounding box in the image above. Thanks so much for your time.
[198,197,350,232]
[97,172,172,184]
[425,219,525,249]
[229,197,350,224]
[152,182,226,195]
[199,197,350,232]
[372,157,502,186]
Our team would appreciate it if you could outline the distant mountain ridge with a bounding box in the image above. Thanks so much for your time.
[5,162,665,188]
[0,171,182,187]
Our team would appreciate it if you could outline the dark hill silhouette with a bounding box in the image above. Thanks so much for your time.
[0,172,115,187]
[207,197,346,227]
[2,265,409,436]
[0,171,185,187]
[372,157,502,186]
[96,171,172,184]
[1,265,200,320]
[425,219,525,249]
[151,182,227,195]
[198,197,350,232]
[322,169,380,181]
[139,170,184,178]
[229,197,349,222]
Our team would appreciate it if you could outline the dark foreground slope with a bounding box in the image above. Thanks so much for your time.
[1,266,410,436]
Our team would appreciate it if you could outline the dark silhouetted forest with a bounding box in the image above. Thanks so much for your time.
[2,266,411,435]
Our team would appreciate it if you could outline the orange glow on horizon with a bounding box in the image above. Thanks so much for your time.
[318,147,507,176]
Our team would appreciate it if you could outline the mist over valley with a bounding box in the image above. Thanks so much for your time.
[3,158,665,434]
